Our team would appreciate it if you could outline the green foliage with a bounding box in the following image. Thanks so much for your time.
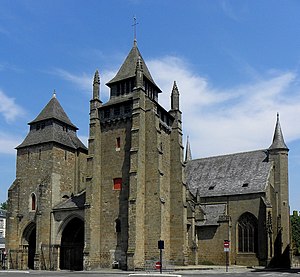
[291,212,300,256]
[0,201,7,210]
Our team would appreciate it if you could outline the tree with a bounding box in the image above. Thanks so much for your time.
[291,211,300,256]
[0,201,7,210]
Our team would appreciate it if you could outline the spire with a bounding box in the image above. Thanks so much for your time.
[269,113,289,151]
[93,70,100,100]
[171,81,180,110]
[185,135,192,163]
[106,44,161,93]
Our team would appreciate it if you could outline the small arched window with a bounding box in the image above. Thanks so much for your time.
[237,212,258,253]
[31,193,36,211]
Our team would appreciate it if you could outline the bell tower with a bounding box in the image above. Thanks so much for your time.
[85,41,187,270]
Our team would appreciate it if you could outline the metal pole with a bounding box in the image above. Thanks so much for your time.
[226,251,228,272]
[160,248,162,274]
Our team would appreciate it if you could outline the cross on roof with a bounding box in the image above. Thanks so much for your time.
[132,16,139,43]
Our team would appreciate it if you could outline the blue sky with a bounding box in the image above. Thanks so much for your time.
[0,0,300,212]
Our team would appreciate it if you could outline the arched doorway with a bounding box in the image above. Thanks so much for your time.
[60,217,84,271]
[22,223,36,269]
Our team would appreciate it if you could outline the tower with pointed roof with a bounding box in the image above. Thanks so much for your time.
[84,41,187,270]
[6,93,87,270]
[268,113,290,267]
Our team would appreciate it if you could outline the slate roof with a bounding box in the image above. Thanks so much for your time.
[185,150,271,198]
[106,42,161,92]
[269,113,289,151]
[29,95,77,129]
[16,95,87,151]
[16,124,87,150]
[52,191,85,211]
[196,204,226,227]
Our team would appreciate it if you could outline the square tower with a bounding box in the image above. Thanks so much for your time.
[85,42,187,270]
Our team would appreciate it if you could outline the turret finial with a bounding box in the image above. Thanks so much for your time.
[52,90,56,98]
[171,80,180,110]
[93,69,100,100]
[185,135,192,163]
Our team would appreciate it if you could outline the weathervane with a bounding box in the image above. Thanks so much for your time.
[132,16,139,44]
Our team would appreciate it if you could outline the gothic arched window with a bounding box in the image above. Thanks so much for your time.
[237,212,258,253]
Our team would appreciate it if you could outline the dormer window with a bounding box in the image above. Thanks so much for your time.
[208,185,215,190]
[242,183,249,188]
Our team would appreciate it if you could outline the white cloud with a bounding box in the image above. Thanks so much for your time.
[0,90,25,123]
[52,68,116,102]
[148,56,300,158]
[52,68,92,91]
[0,132,21,154]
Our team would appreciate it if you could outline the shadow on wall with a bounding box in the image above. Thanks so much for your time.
[268,230,291,269]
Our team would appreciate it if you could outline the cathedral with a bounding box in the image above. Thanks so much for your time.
[6,41,290,270]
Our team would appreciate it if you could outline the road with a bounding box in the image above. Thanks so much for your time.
[0,268,299,277]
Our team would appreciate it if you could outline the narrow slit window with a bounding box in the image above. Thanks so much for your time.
[116,137,121,151]
[115,218,121,233]
[31,193,36,211]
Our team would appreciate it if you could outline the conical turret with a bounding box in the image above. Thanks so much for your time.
[269,113,289,151]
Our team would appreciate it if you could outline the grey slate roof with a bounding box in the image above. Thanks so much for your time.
[196,204,226,227]
[16,124,87,150]
[269,113,289,151]
[16,95,87,151]
[29,95,77,129]
[106,42,161,92]
[185,150,271,198]
[53,191,85,211]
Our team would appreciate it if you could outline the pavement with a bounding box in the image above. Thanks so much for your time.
[1,264,300,275]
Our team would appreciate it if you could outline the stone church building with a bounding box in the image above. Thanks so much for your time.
[6,41,290,270]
